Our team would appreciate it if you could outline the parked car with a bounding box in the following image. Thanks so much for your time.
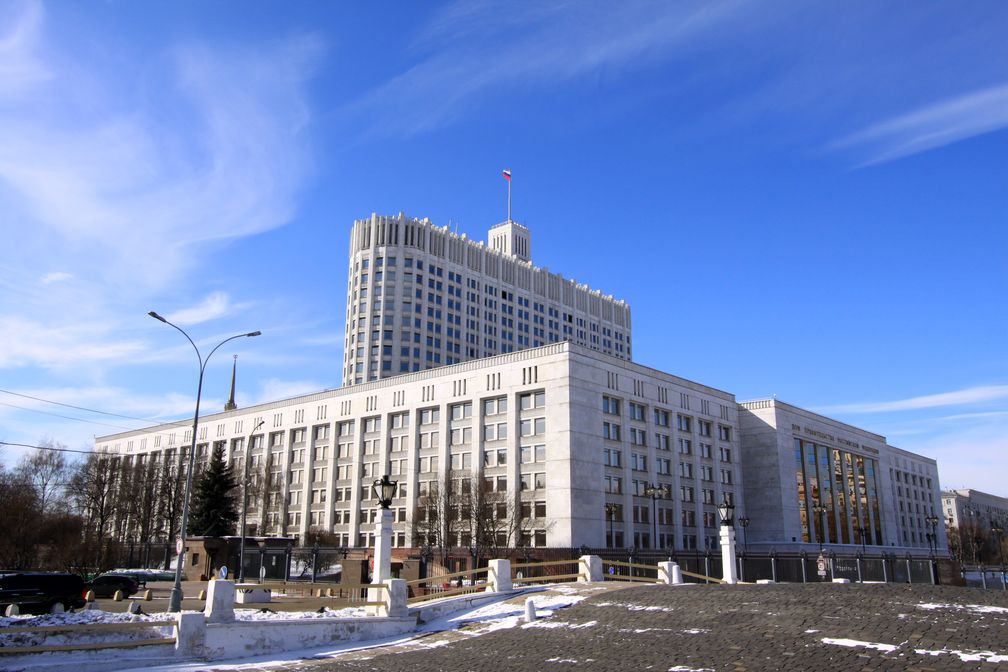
[86,574,139,599]
[0,572,87,614]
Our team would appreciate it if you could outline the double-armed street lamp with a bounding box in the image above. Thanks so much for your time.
[604,502,618,548]
[148,310,261,613]
[643,483,670,550]
[925,515,940,556]
[738,516,750,553]
[237,419,265,583]
[812,505,827,554]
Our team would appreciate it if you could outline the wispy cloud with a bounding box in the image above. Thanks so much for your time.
[253,378,328,405]
[831,83,1008,166]
[819,385,1008,414]
[0,0,49,99]
[346,1,747,136]
[39,272,72,285]
[167,292,233,326]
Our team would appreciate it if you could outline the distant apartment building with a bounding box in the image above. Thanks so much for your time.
[738,399,946,554]
[342,213,631,385]
[942,489,1008,533]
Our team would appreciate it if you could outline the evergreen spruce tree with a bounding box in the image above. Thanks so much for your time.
[188,442,239,537]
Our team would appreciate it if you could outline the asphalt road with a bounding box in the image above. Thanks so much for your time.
[212,582,1008,672]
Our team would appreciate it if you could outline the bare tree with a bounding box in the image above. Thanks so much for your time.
[68,452,121,572]
[16,441,71,517]
[0,466,42,568]
[155,450,186,569]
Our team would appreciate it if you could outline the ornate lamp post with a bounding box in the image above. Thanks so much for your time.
[857,525,868,555]
[311,538,320,583]
[925,515,939,555]
[643,483,669,551]
[148,310,261,613]
[716,494,738,584]
[238,419,265,583]
[812,505,826,554]
[604,502,617,549]
[370,474,398,606]
[738,516,750,553]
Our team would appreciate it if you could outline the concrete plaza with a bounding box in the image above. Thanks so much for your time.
[198,581,1008,672]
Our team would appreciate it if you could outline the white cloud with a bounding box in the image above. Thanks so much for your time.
[253,378,327,405]
[0,0,50,99]
[0,316,146,370]
[818,385,1008,414]
[39,271,73,285]
[167,292,232,326]
[346,1,747,136]
[832,83,1008,166]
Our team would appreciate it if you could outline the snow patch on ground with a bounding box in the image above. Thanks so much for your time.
[592,601,674,613]
[916,602,1008,614]
[682,628,709,635]
[822,637,898,653]
[914,647,1008,663]
[234,606,368,621]
[668,666,714,671]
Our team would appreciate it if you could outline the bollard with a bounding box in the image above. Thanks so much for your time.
[50,602,65,614]
[198,589,207,600]
[127,601,141,614]
[143,589,152,601]
[5,604,19,617]
[84,590,95,602]
[524,597,537,622]
[113,590,123,602]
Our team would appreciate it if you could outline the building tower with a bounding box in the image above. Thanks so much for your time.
[224,354,238,412]
[342,212,632,385]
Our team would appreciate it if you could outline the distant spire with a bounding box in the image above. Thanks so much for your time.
[224,354,238,411]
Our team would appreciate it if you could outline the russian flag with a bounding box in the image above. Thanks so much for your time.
[502,169,511,181]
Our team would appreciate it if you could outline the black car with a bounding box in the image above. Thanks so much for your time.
[0,572,87,614]
[85,574,139,599]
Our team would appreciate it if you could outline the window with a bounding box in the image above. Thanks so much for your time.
[629,402,645,421]
[520,391,545,410]
[700,442,713,459]
[632,453,647,471]
[520,417,545,437]
[680,486,694,503]
[390,412,409,429]
[702,488,716,504]
[483,422,508,441]
[677,415,692,432]
[604,475,622,494]
[719,446,732,463]
[602,396,621,415]
[678,438,692,455]
[603,422,621,441]
[450,402,473,420]
[604,448,622,467]
[630,427,647,446]
[363,417,380,433]
[653,409,669,426]
[450,427,473,445]
[655,433,670,451]
[681,510,696,527]
[679,462,693,478]
[521,444,546,464]
[698,420,712,437]
[700,465,713,482]
[720,469,733,485]
[657,458,671,475]
[419,408,440,425]
[718,425,732,441]
[483,397,507,416]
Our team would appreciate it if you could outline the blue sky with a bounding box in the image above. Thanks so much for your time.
[1,1,1006,494]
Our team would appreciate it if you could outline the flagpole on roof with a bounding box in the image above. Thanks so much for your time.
[503,168,512,222]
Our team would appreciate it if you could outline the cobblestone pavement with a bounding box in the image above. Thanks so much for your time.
[216,583,1008,672]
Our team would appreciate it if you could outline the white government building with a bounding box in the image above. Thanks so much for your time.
[96,214,946,556]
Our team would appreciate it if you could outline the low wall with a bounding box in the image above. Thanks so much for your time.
[200,616,417,659]
[409,589,522,624]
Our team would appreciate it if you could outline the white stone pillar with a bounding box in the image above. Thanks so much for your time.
[720,526,738,585]
[487,558,512,592]
[385,578,408,617]
[580,555,602,582]
[368,507,394,613]
[174,611,205,656]
[658,561,683,585]
[203,579,236,623]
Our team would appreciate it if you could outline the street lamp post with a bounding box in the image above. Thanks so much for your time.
[237,419,265,583]
[148,310,261,613]
[925,515,939,556]
[716,494,738,584]
[370,474,398,613]
[604,503,617,549]
[990,520,1005,590]
[643,483,669,551]
[857,526,868,556]
[738,516,750,553]
[812,505,826,554]
[311,538,320,583]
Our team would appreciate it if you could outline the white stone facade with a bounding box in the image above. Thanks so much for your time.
[942,489,1008,532]
[342,213,631,386]
[96,343,740,551]
[738,399,945,554]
